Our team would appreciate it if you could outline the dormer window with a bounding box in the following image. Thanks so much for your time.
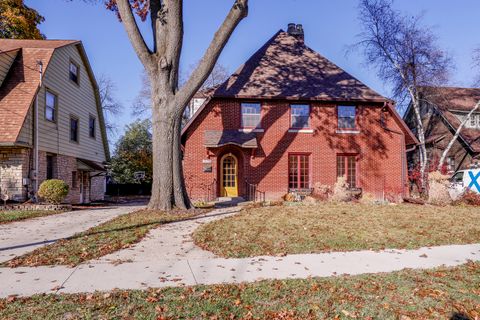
[69,61,79,84]
[241,102,261,128]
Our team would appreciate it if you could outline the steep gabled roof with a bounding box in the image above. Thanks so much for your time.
[419,86,480,153]
[213,30,386,102]
[0,39,79,145]
[0,39,110,160]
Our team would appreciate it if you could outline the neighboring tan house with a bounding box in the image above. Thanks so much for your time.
[0,39,109,203]
[181,24,418,202]
[403,86,480,173]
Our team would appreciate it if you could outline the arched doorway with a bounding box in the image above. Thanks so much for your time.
[220,153,238,197]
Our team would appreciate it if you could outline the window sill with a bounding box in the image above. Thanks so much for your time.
[288,129,314,133]
[238,128,264,133]
[336,129,360,134]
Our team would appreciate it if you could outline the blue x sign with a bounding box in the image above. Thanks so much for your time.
[467,171,480,192]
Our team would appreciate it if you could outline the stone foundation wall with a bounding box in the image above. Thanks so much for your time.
[0,148,31,202]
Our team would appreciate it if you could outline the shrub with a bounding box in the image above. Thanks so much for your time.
[283,193,298,202]
[427,171,451,206]
[456,191,480,206]
[38,179,69,204]
[312,183,333,201]
[330,177,351,202]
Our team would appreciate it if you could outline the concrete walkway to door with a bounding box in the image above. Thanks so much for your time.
[0,205,479,298]
[0,203,145,263]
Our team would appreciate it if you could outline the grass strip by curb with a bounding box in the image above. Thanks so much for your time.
[0,261,479,319]
[193,202,480,258]
[2,208,205,267]
[0,210,66,225]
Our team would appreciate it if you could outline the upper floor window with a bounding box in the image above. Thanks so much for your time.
[69,61,79,84]
[290,104,310,128]
[45,91,57,122]
[338,106,356,129]
[89,116,96,138]
[241,102,261,128]
[70,117,79,142]
[467,114,480,128]
[447,156,455,172]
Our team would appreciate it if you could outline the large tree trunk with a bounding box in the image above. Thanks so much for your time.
[148,80,191,210]
[173,110,191,209]
[411,99,428,194]
[148,79,175,210]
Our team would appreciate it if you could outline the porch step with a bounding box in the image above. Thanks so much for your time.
[215,197,246,207]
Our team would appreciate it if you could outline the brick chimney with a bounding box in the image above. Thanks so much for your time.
[287,23,304,41]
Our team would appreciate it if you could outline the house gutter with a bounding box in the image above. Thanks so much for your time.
[34,60,43,200]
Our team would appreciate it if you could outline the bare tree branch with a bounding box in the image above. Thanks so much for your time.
[115,0,152,68]
[176,0,248,109]
[98,74,123,136]
[354,0,452,192]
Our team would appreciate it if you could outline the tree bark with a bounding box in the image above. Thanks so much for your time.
[173,113,191,209]
[148,79,175,210]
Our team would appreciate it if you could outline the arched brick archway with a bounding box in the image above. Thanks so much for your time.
[216,146,246,198]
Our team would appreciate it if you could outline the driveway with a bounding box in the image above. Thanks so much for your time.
[0,203,145,263]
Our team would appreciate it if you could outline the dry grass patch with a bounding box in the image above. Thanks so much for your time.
[0,262,479,319]
[0,210,65,224]
[3,209,205,267]
[193,203,480,258]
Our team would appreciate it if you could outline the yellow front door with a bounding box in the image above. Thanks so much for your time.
[221,154,238,197]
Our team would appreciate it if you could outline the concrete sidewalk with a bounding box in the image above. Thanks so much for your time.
[0,205,479,298]
[0,243,478,297]
[0,204,144,263]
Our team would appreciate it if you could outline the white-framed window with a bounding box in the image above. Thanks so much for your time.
[290,104,310,128]
[241,102,261,128]
[470,115,477,128]
[69,61,79,84]
[45,91,57,122]
[338,105,356,129]
[447,156,455,172]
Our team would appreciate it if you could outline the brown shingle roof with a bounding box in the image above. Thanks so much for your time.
[204,130,258,148]
[0,39,78,144]
[420,86,480,152]
[214,31,386,102]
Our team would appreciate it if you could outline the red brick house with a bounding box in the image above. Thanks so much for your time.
[182,24,417,202]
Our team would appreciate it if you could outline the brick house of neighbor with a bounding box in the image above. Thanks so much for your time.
[181,24,418,202]
[0,39,109,204]
[403,86,480,173]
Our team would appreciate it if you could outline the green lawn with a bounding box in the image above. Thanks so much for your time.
[2,209,205,267]
[193,202,480,258]
[0,210,65,224]
[1,262,479,319]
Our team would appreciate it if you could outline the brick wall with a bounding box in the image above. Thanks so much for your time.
[0,147,30,201]
[184,99,408,202]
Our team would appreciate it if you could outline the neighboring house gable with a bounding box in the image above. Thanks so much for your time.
[404,86,480,171]
[0,39,109,203]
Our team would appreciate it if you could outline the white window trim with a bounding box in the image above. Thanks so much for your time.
[238,128,264,133]
[288,128,314,133]
[336,129,360,134]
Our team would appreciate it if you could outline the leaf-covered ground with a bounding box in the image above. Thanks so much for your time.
[194,203,480,258]
[0,210,65,224]
[2,209,205,267]
[0,262,479,319]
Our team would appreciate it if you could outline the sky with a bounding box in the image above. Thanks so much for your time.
[25,0,480,144]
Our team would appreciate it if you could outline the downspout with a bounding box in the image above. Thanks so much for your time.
[34,60,43,201]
